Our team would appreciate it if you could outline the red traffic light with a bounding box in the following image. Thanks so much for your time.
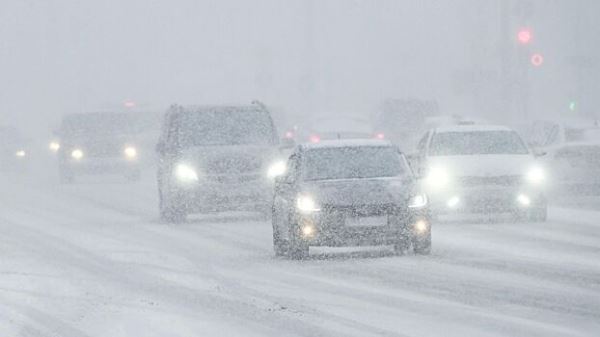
[531,53,544,67]
[517,28,532,45]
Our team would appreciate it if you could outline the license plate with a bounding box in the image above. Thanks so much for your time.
[345,216,388,227]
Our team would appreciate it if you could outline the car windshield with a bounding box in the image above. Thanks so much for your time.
[177,109,276,147]
[303,146,407,181]
[565,128,600,142]
[430,130,529,156]
[61,114,134,138]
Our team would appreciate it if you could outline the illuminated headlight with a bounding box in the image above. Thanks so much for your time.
[526,166,545,185]
[267,160,286,178]
[517,194,531,206]
[15,150,26,157]
[49,142,60,152]
[124,146,137,159]
[71,149,83,160]
[414,219,429,234]
[174,163,199,183]
[425,167,450,189]
[408,194,428,208]
[296,195,320,213]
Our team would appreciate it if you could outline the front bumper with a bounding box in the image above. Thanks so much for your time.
[62,157,140,175]
[174,176,273,213]
[428,185,545,214]
[294,209,430,247]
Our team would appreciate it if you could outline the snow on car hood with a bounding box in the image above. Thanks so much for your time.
[300,177,413,207]
[427,154,536,177]
[180,145,281,175]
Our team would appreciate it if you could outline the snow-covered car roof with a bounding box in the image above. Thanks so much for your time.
[434,124,513,133]
[301,139,393,150]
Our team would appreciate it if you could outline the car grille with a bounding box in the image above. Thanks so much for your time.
[459,175,522,187]
[323,203,399,217]
[84,144,123,158]
[205,157,262,174]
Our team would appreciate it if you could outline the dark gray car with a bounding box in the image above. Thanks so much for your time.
[272,140,431,259]
[156,103,288,223]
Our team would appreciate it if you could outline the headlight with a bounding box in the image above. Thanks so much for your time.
[15,150,26,157]
[296,195,320,213]
[124,146,137,159]
[425,167,450,189]
[174,163,199,183]
[49,142,60,152]
[267,160,286,178]
[71,149,83,160]
[526,166,545,185]
[408,194,428,208]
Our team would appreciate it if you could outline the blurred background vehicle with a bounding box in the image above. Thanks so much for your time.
[372,98,438,152]
[56,112,142,183]
[527,119,600,194]
[272,139,430,259]
[411,124,547,221]
[0,126,30,172]
[300,116,376,143]
[156,102,288,223]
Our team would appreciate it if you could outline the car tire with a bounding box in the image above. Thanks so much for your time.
[125,170,141,182]
[393,236,411,255]
[159,188,187,224]
[413,232,432,255]
[59,168,75,184]
[528,206,547,222]
[272,222,288,257]
[288,224,309,260]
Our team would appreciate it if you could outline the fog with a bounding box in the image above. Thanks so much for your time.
[2,0,597,135]
[2,1,600,336]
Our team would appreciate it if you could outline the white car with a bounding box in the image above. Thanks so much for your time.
[528,120,600,190]
[411,125,547,221]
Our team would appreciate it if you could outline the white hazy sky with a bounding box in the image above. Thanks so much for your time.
[0,0,597,135]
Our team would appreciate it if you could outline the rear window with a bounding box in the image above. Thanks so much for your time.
[177,109,276,147]
[430,130,529,156]
[303,146,408,181]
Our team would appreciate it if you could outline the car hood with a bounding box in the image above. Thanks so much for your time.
[180,145,282,175]
[299,177,414,207]
[427,154,536,177]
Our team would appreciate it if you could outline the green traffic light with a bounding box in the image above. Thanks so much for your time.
[569,101,577,111]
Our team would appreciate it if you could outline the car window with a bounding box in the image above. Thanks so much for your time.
[302,146,408,181]
[177,109,276,147]
[429,130,529,156]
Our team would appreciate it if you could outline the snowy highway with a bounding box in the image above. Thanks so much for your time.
[1,171,599,337]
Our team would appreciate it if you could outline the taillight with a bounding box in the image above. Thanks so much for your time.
[309,134,321,143]
[374,132,385,140]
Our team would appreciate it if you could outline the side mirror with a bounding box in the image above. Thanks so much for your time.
[533,149,547,158]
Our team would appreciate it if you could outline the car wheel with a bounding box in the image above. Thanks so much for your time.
[528,206,547,222]
[125,169,141,182]
[413,232,432,255]
[59,168,75,184]
[393,236,411,255]
[272,221,288,257]
[288,224,309,260]
[159,188,187,224]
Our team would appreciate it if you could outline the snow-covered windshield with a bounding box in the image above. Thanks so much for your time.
[60,114,134,138]
[430,130,529,156]
[177,109,276,147]
[303,146,407,181]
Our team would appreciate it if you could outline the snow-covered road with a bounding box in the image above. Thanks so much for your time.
[1,172,599,337]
